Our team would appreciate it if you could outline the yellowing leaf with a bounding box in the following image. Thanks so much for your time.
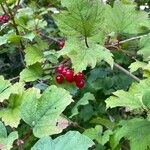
[0,77,24,102]
[0,94,24,128]
[0,121,18,150]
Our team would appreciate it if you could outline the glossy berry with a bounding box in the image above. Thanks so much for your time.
[56,65,64,74]
[65,69,74,82]
[74,72,84,82]
[76,80,85,89]
[58,40,65,49]
[56,74,64,84]
[62,68,67,76]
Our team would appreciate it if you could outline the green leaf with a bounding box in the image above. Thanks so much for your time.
[23,32,36,41]
[111,118,150,150]
[138,34,150,61]
[0,121,18,150]
[70,92,95,118]
[7,34,21,44]
[0,76,11,96]
[59,38,113,73]
[25,44,44,66]
[105,1,148,34]
[83,125,113,145]
[142,91,150,110]
[0,79,24,102]
[0,35,7,46]
[0,94,24,128]
[31,131,94,150]
[27,19,47,30]
[90,117,116,129]
[129,60,147,72]
[20,63,43,82]
[21,85,73,138]
[0,0,4,4]
[53,0,104,38]
[106,78,150,110]
[143,63,150,78]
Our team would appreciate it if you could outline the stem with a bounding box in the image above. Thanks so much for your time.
[14,0,21,16]
[4,1,25,66]
[9,76,19,82]
[112,34,149,46]
[39,32,58,42]
[4,1,20,36]
[114,63,140,83]
[85,36,89,48]
[0,4,7,14]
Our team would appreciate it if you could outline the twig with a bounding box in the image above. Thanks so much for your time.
[4,1,25,66]
[9,76,19,82]
[114,63,140,83]
[22,128,32,141]
[16,0,21,7]
[0,4,7,14]
[111,34,149,46]
[71,122,85,131]
[39,32,59,43]
[4,1,19,35]
[13,0,21,16]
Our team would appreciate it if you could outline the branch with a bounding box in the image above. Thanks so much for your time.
[112,34,149,46]
[4,1,25,66]
[39,32,59,43]
[0,4,7,14]
[14,0,21,16]
[114,63,140,83]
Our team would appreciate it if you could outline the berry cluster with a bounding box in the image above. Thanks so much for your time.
[0,15,9,24]
[58,40,65,49]
[55,65,85,89]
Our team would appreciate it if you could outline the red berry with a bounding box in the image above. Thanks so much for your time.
[74,72,84,82]
[56,74,64,84]
[62,68,67,76]
[65,69,74,82]
[76,80,85,89]
[58,40,65,49]
[56,65,64,74]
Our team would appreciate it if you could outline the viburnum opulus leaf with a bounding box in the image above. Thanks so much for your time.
[31,131,94,150]
[111,118,150,150]
[104,1,148,34]
[0,121,18,150]
[21,85,73,138]
[53,0,105,38]
[59,38,114,73]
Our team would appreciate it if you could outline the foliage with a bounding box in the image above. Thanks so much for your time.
[0,0,150,149]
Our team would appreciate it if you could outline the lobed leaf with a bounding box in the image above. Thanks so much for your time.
[31,131,94,150]
[21,85,73,138]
